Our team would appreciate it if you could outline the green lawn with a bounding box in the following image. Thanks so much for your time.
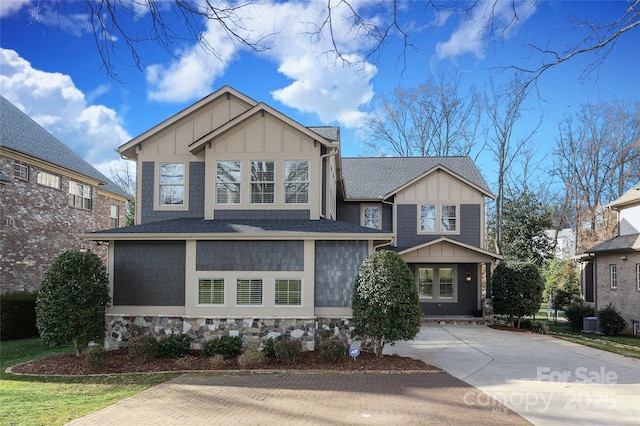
[0,338,179,426]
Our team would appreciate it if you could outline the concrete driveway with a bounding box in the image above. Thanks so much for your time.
[386,325,640,426]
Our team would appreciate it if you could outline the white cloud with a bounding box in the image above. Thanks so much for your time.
[0,0,30,18]
[436,0,537,61]
[0,48,131,171]
[145,1,378,129]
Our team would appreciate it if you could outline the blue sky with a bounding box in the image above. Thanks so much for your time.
[1,1,638,191]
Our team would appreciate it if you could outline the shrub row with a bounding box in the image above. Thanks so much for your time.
[1,292,39,341]
[564,300,627,336]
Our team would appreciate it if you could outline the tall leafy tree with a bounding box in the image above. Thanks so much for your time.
[492,262,544,328]
[36,250,111,356]
[501,189,554,266]
[352,250,421,358]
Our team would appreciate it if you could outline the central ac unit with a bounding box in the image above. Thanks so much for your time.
[582,316,600,333]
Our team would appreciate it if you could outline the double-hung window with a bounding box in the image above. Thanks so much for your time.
[275,279,302,305]
[250,161,275,203]
[362,205,381,229]
[417,266,456,302]
[216,161,241,204]
[198,278,225,305]
[610,264,617,289]
[110,205,119,228]
[419,204,458,233]
[637,264,640,291]
[69,181,92,210]
[159,162,184,205]
[236,278,263,305]
[13,163,28,180]
[284,160,309,204]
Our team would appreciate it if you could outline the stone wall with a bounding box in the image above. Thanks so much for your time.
[105,315,359,351]
[0,155,126,294]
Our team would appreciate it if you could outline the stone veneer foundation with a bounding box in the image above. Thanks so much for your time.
[105,315,357,351]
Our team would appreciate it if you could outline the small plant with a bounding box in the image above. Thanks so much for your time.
[598,304,627,336]
[208,354,226,368]
[158,333,193,359]
[273,338,302,364]
[238,349,267,368]
[128,335,160,361]
[201,336,243,359]
[85,344,107,371]
[519,318,533,330]
[262,335,289,360]
[564,300,596,331]
[531,322,549,335]
[320,339,347,364]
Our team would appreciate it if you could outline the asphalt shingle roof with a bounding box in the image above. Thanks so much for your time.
[89,218,392,236]
[0,95,128,198]
[588,233,640,253]
[308,126,339,142]
[607,182,640,208]
[341,156,493,199]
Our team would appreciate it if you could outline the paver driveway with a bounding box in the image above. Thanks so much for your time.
[387,325,640,426]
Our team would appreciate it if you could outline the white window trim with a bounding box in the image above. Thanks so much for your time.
[196,277,226,306]
[235,277,264,306]
[37,171,61,189]
[361,204,382,230]
[417,204,460,234]
[249,160,276,205]
[68,180,93,210]
[216,160,242,205]
[416,265,458,303]
[610,264,617,289]
[637,264,640,291]
[284,160,310,205]
[13,162,28,180]
[154,161,189,211]
[274,278,303,307]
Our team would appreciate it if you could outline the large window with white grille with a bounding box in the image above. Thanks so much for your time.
[250,161,275,203]
[159,162,184,205]
[37,171,60,189]
[361,205,381,229]
[236,278,263,305]
[216,160,241,204]
[275,279,302,305]
[284,161,309,204]
[69,181,92,210]
[637,264,640,291]
[610,264,617,289]
[198,278,225,305]
[13,163,28,180]
[419,204,458,233]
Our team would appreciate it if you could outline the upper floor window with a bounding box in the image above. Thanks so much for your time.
[250,160,275,204]
[69,181,92,210]
[216,160,241,204]
[284,160,309,204]
[37,171,60,189]
[236,278,263,305]
[159,162,184,205]
[610,264,617,289]
[275,279,302,305]
[362,205,381,229]
[198,278,225,305]
[637,264,640,291]
[13,163,28,180]
[419,204,458,233]
[110,205,119,228]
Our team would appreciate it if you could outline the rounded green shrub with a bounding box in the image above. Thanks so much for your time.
[531,322,549,335]
[85,344,107,371]
[201,336,243,359]
[564,300,595,331]
[273,338,302,364]
[128,335,160,361]
[158,333,193,358]
[262,335,289,360]
[598,304,627,336]
[320,340,347,364]
[1,291,39,340]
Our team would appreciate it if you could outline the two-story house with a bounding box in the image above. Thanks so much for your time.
[84,86,499,350]
[582,183,640,333]
[0,95,129,294]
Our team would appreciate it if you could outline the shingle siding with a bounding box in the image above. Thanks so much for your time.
[314,240,368,307]
[196,241,304,271]
[113,241,185,306]
[214,210,310,220]
[336,201,393,231]
[141,161,205,223]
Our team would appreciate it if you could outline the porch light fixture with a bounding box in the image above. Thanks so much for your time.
[465,272,472,282]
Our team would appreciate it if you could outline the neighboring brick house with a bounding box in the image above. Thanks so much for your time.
[83,86,499,349]
[0,95,129,294]
[581,183,640,333]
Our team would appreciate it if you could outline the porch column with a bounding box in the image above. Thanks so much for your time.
[485,262,492,297]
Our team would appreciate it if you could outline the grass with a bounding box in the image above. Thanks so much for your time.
[0,338,180,426]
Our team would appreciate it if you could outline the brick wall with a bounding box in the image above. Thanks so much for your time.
[0,155,126,294]
[596,251,640,329]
